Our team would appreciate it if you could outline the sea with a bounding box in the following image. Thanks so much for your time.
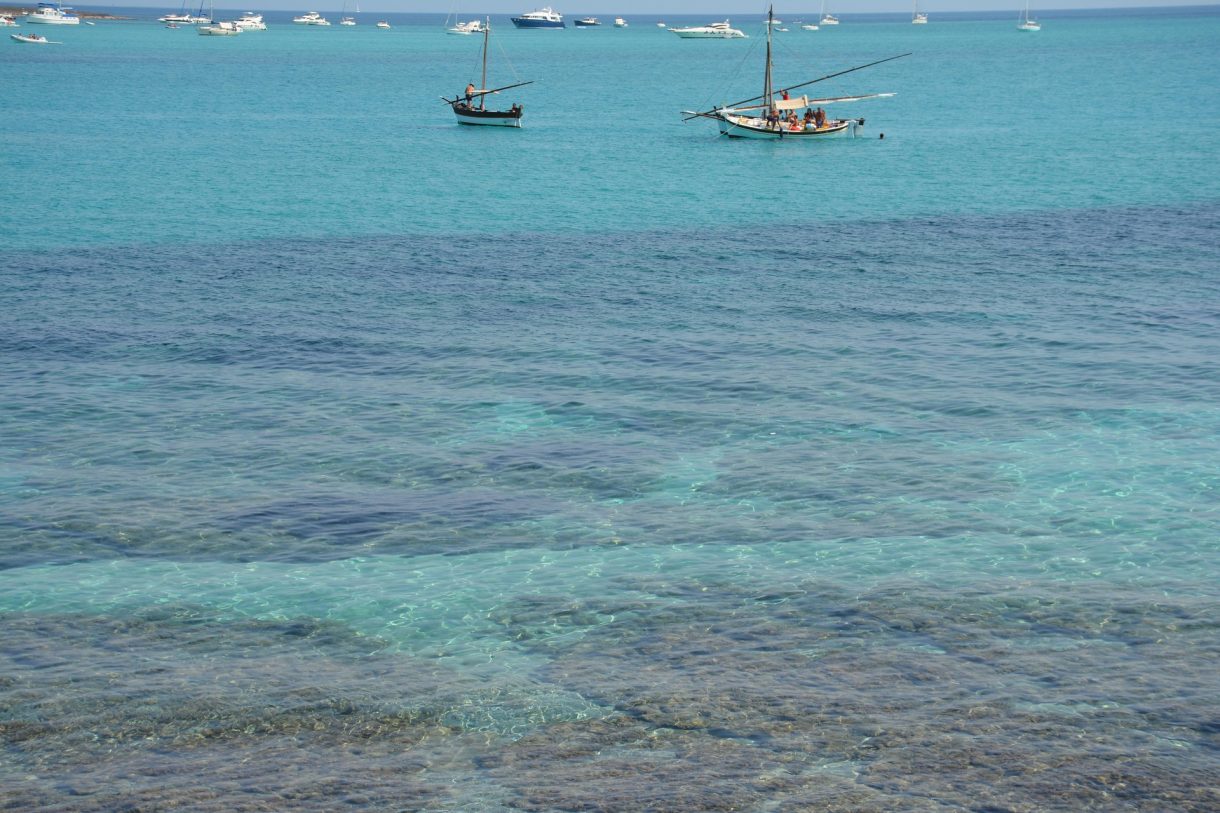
[2,6,1219,811]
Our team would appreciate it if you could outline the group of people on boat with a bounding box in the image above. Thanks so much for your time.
[765,106,830,132]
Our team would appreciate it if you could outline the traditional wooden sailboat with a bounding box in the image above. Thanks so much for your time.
[442,18,534,127]
[683,7,905,140]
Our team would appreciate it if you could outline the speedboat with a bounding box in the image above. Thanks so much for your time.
[375,20,390,28]
[292,11,330,25]
[510,7,564,29]
[11,31,54,42]
[24,3,80,25]
[447,19,484,35]
[656,21,665,27]
[669,20,746,39]
[614,17,627,27]
[801,23,819,30]
[1,14,21,26]
[573,17,600,27]
[198,20,241,35]
[233,12,266,30]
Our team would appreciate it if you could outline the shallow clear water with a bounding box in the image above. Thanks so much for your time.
[2,7,1219,811]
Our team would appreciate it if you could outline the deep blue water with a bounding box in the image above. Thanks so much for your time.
[2,7,1219,811]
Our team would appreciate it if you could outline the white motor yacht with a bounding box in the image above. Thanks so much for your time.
[375,20,390,28]
[198,20,241,35]
[24,3,81,25]
[670,20,745,39]
[447,19,484,34]
[293,11,330,25]
[614,17,627,27]
[233,12,265,29]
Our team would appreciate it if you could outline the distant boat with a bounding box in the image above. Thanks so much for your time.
[293,11,330,25]
[614,17,627,27]
[670,20,746,39]
[912,0,927,24]
[233,12,266,30]
[376,20,390,28]
[447,19,483,35]
[0,14,20,26]
[198,20,241,35]
[339,0,358,26]
[656,21,665,27]
[443,17,533,127]
[511,7,564,29]
[574,17,600,27]
[801,23,819,30]
[24,3,80,25]
[1017,0,1040,31]
[819,0,839,25]
[682,6,903,140]
[11,31,57,42]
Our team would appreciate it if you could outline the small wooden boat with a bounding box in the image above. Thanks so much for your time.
[683,6,905,141]
[442,18,533,128]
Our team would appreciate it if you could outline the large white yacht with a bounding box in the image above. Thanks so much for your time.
[510,7,564,29]
[292,11,330,25]
[233,12,266,30]
[24,3,81,24]
[669,20,745,38]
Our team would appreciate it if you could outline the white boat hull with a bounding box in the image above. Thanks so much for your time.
[715,113,857,140]
[25,14,79,24]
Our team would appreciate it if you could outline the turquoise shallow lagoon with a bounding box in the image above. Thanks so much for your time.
[2,7,1219,811]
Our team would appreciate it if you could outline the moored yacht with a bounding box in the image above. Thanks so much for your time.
[447,19,484,34]
[376,19,390,27]
[198,19,241,35]
[614,17,627,27]
[574,17,600,27]
[233,12,266,30]
[510,7,564,28]
[670,20,745,39]
[293,11,330,25]
[24,3,80,24]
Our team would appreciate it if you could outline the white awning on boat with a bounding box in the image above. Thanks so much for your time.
[773,95,809,111]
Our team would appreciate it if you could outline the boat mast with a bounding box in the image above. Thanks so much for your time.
[480,17,489,110]
[763,6,774,117]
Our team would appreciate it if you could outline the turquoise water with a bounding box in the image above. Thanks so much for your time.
[2,8,1219,811]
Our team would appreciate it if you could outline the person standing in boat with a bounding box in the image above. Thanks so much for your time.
[464,82,476,106]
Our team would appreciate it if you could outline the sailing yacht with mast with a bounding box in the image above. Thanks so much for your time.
[1017,0,1040,31]
[443,18,534,127]
[683,7,904,141]
[339,0,358,26]
[819,0,839,25]
[912,0,928,24]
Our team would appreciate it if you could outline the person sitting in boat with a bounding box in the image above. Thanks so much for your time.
[803,108,815,129]
[464,83,476,105]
